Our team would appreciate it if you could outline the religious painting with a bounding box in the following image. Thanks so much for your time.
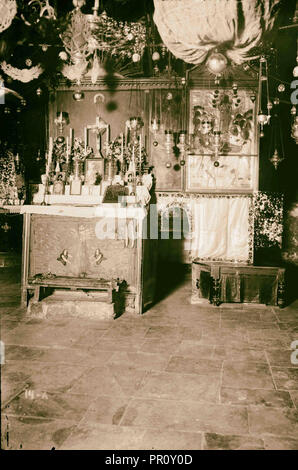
[84,158,105,185]
[189,89,257,156]
[187,88,258,192]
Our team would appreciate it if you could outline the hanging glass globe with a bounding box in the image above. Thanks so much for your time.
[132,53,141,63]
[206,52,228,74]
[257,112,268,125]
[73,90,84,101]
[278,84,285,93]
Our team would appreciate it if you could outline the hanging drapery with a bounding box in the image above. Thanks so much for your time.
[153,0,280,68]
[0,0,17,34]
[190,196,251,263]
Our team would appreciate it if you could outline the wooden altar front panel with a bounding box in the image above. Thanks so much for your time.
[21,207,157,314]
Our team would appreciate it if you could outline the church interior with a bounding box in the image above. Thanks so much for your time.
[0,0,298,451]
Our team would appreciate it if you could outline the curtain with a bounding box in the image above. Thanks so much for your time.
[191,196,251,262]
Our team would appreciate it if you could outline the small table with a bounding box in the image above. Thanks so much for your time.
[191,260,286,307]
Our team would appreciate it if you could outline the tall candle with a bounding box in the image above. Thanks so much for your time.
[84,128,87,150]
[139,135,142,162]
[69,128,73,147]
[106,125,110,146]
[121,133,124,160]
[66,137,69,163]
[48,137,53,165]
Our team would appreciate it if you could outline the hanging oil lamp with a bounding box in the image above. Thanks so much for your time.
[268,106,285,170]
[269,149,284,170]
[257,56,271,137]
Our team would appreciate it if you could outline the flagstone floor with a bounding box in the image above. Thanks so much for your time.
[1,266,298,450]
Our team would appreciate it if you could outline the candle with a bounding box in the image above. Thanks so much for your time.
[120,133,124,160]
[139,135,142,162]
[69,128,73,147]
[84,128,87,150]
[106,125,110,146]
[48,137,53,165]
[66,137,69,163]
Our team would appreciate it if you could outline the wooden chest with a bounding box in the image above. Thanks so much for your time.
[191,260,285,307]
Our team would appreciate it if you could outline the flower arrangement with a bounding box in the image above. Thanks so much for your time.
[0,150,19,201]
[71,137,93,162]
[253,191,284,249]
[104,136,124,161]
[89,12,146,61]
[125,142,147,165]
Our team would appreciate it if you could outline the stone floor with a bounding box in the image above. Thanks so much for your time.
[1,266,298,450]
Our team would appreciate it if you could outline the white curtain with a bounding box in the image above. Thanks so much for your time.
[191,196,251,262]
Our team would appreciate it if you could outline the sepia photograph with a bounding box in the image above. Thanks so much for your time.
[0,0,298,455]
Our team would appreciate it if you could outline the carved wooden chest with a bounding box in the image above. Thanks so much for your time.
[191,260,285,307]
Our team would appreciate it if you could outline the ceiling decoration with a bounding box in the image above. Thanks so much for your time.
[1,60,43,83]
[60,4,147,82]
[0,0,17,34]
[153,0,281,73]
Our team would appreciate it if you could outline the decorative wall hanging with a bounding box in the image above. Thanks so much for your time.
[153,0,280,71]
[0,0,17,34]
[253,191,284,250]
[1,61,43,83]
[291,38,298,144]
